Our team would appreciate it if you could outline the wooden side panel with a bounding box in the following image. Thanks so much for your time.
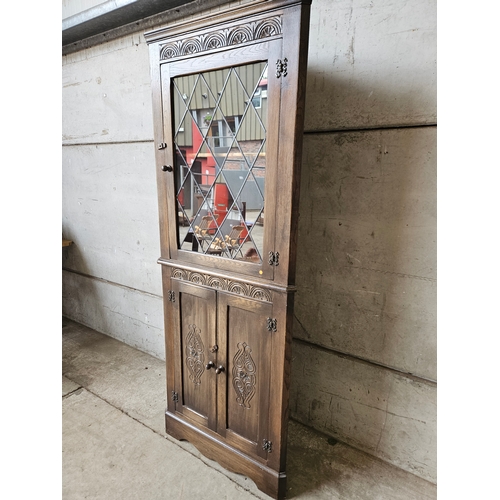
[217,293,273,460]
[171,280,217,430]
[274,2,311,285]
[159,62,177,260]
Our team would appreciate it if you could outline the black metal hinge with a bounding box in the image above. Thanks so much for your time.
[171,391,179,402]
[268,251,280,266]
[275,58,288,78]
[158,142,167,150]
[168,290,175,302]
[262,439,273,453]
[266,318,277,332]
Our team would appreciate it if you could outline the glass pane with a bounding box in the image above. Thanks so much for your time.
[172,62,268,263]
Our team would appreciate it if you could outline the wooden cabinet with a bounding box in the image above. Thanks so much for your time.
[146,1,311,497]
[170,279,274,457]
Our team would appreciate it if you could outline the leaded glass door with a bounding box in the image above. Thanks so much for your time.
[160,40,282,280]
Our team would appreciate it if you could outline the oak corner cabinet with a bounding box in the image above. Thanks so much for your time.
[145,1,311,497]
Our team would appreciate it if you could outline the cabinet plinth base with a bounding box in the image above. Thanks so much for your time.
[165,411,287,500]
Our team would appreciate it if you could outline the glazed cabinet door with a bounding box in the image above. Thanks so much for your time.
[171,280,217,431]
[216,292,274,461]
[158,39,283,280]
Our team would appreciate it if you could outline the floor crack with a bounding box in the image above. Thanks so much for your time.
[62,386,83,399]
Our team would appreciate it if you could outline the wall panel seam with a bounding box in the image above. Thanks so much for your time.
[62,140,154,147]
[60,123,438,148]
[62,267,162,299]
[292,336,437,386]
[303,123,437,135]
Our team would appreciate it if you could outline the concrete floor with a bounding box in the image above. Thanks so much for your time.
[62,318,437,500]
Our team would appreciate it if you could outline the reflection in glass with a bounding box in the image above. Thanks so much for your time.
[173,62,268,263]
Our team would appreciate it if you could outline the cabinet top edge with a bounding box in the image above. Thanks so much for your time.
[158,258,298,294]
[144,0,311,45]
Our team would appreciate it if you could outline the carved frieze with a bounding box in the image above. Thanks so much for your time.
[160,17,282,60]
[171,268,272,302]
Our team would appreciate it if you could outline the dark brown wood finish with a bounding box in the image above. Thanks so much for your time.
[161,266,176,414]
[171,280,217,430]
[147,2,311,498]
[150,44,171,260]
[217,292,273,460]
[165,411,287,499]
[274,2,311,286]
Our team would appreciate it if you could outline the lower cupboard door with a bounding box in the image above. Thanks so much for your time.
[172,280,217,431]
[216,292,273,460]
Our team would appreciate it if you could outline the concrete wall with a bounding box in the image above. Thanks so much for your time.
[62,0,436,484]
[62,31,165,358]
[291,0,436,483]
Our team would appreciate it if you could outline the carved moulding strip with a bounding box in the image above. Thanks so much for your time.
[171,268,272,302]
[160,17,282,60]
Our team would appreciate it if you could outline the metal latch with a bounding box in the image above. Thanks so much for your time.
[268,251,280,266]
[275,58,288,78]
[266,318,277,332]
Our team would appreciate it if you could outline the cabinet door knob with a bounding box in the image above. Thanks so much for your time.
[161,165,173,172]
[206,361,215,370]
[215,365,225,374]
